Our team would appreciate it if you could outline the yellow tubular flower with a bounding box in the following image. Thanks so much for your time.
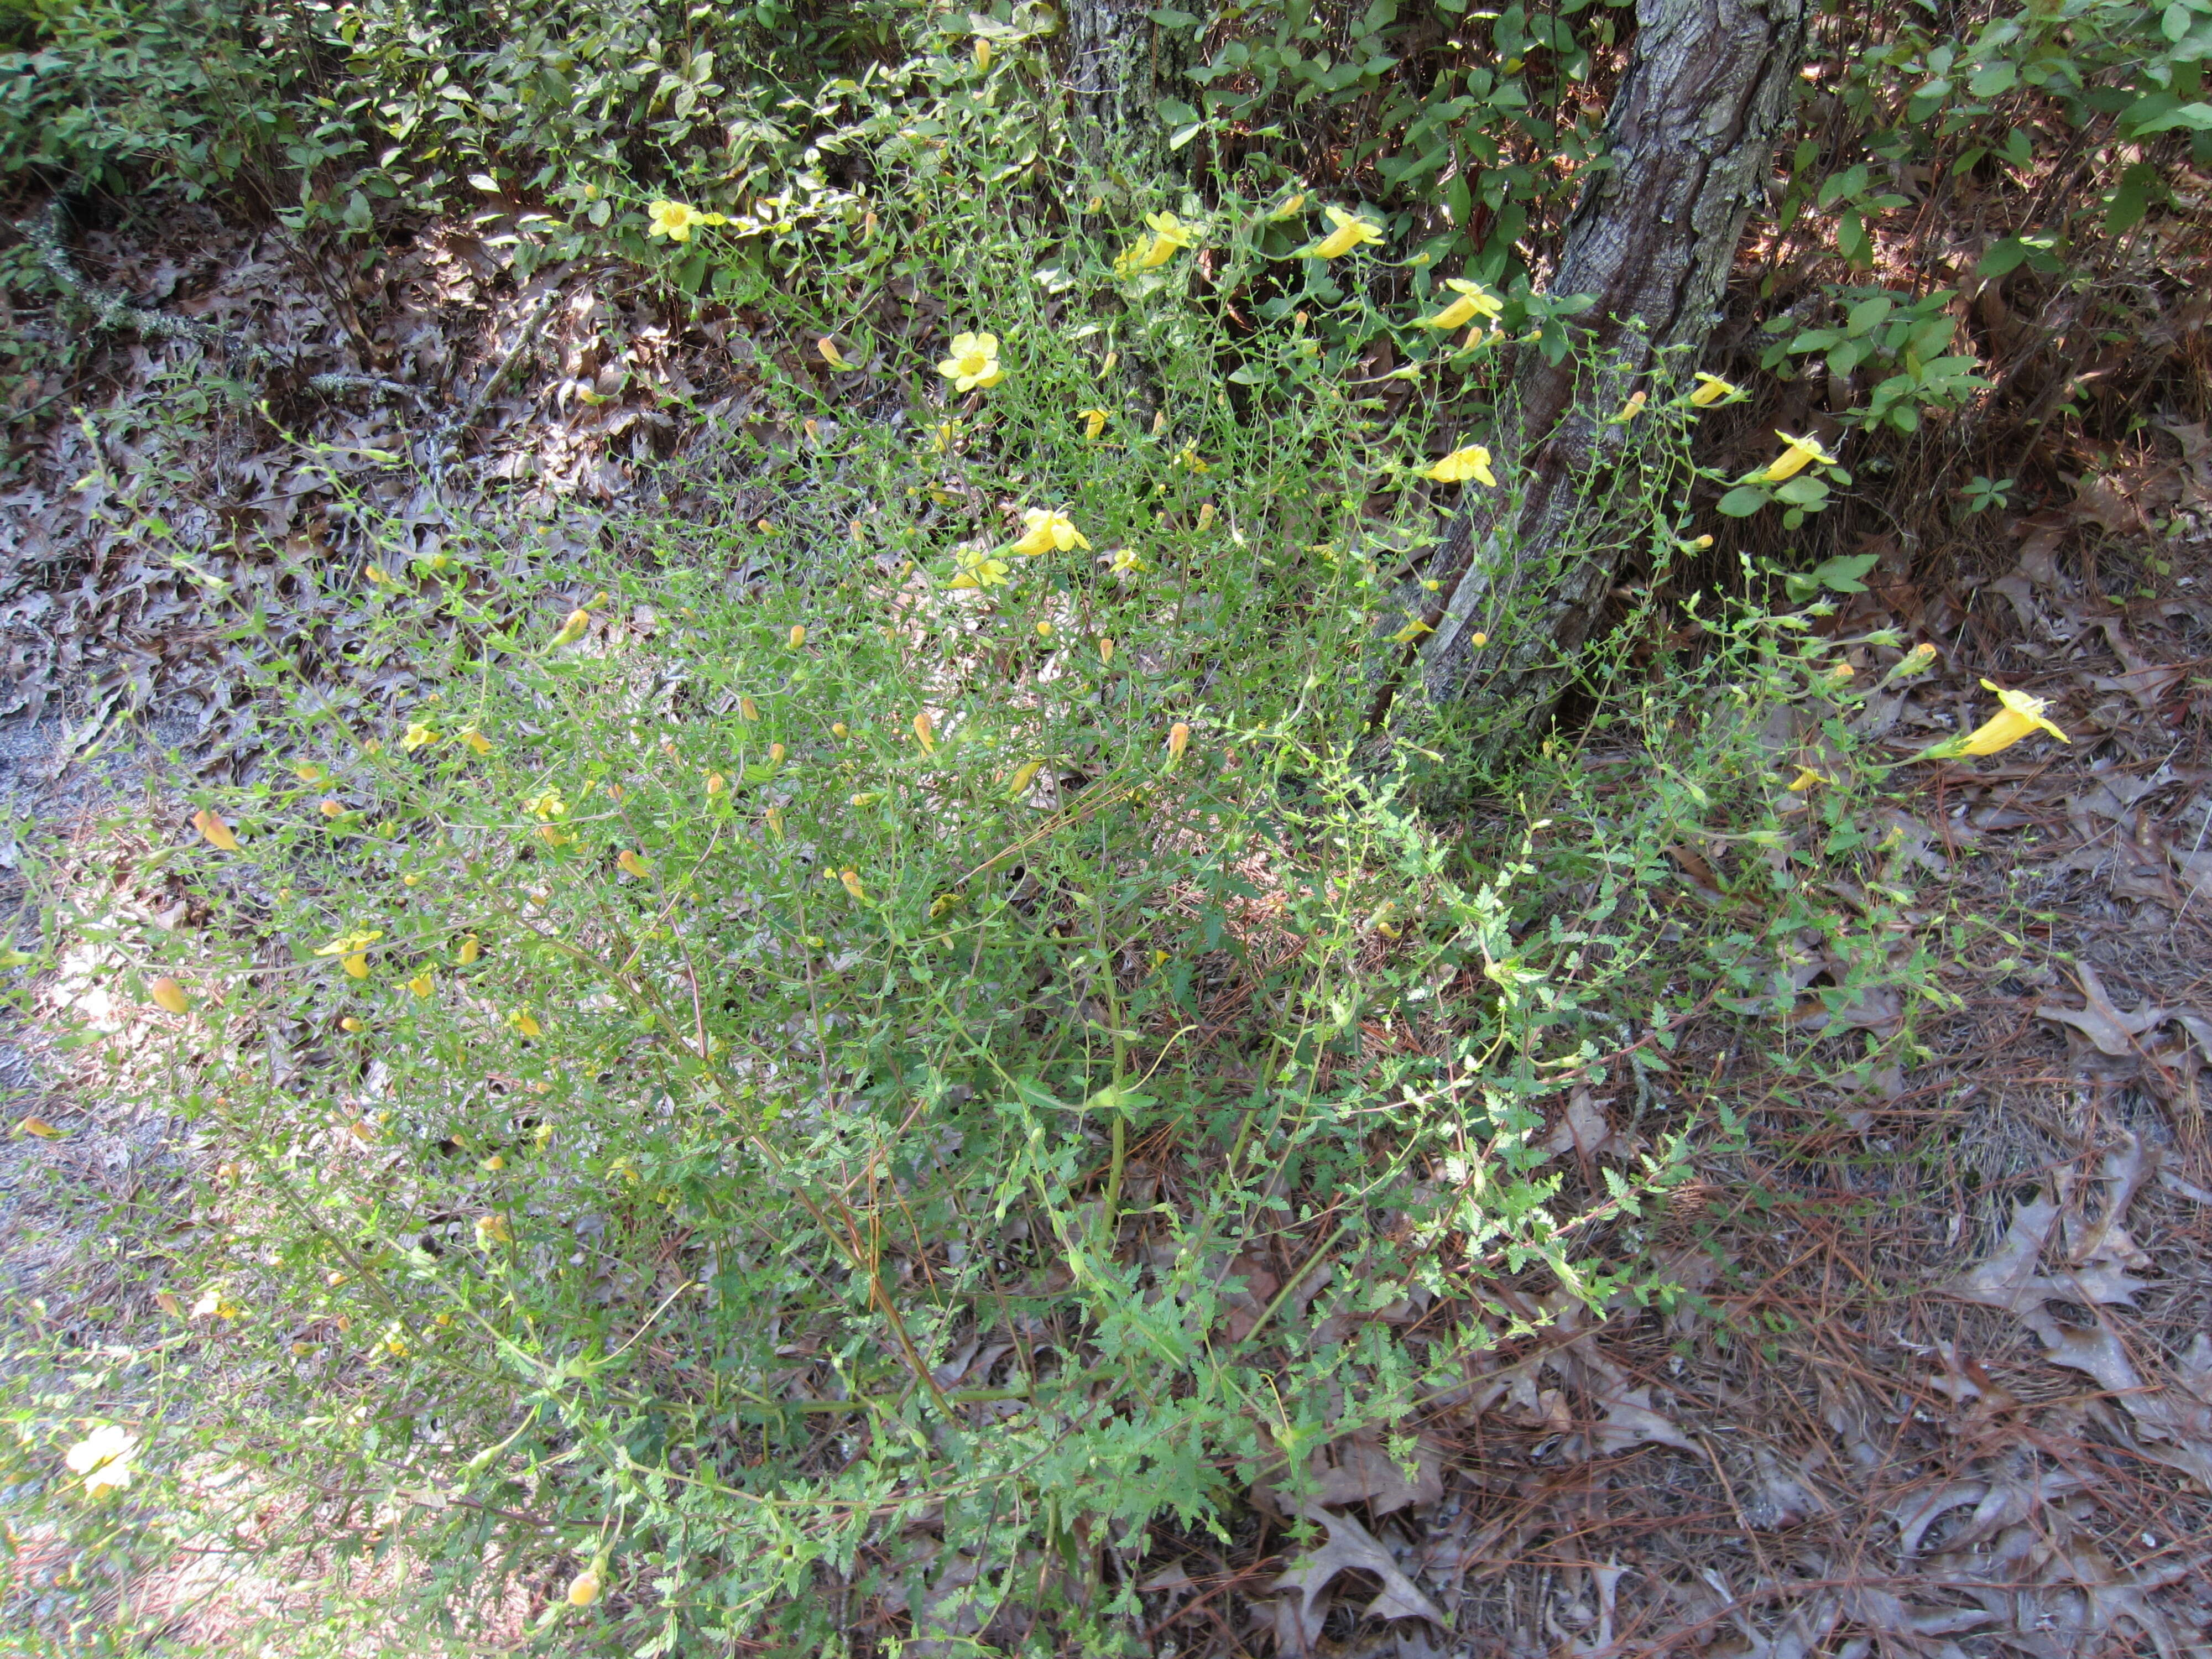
[936,331,1006,392]
[1416,277,1505,330]
[1079,408,1110,440]
[947,549,1011,591]
[838,869,866,900]
[1310,206,1384,259]
[1139,211,1193,269]
[1425,444,1498,486]
[912,711,935,753]
[1787,766,1829,792]
[1013,508,1090,555]
[1006,759,1045,799]
[1688,372,1740,408]
[1760,431,1840,483]
[550,608,589,648]
[1958,682,2070,757]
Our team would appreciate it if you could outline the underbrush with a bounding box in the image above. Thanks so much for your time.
[0,156,1952,1653]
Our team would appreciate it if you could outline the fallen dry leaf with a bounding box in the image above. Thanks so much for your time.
[1269,1500,1446,1653]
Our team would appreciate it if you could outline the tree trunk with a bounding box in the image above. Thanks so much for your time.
[1382,0,1809,748]
[1061,0,1189,183]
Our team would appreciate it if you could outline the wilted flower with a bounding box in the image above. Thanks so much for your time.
[1426,444,1498,486]
[64,1426,139,1497]
[937,331,1006,392]
[1688,373,1740,408]
[1308,206,1384,259]
[912,711,936,753]
[474,1214,510,1246]
[645,200,727,242]
[192,808,239,851]
[1389,615,1434,645]
[1416,277,1505,331]
[1013,508,1091,555]
[1760,431,1839,483]
[459,727,492,755]
[838,869,867,900]
[617,850,650,878]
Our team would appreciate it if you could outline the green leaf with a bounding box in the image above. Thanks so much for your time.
[2105,161,2159,234]
[1774,474,1830,508]
[1845,295,1892,336]
[1717,486,1771,518]
[2130,100,2212,134]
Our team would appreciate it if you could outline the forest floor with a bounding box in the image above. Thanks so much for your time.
[4,204,2212,1657]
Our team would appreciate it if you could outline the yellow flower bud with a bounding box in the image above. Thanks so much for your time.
[150,977,189,1015]
[192,808,239,851]
[1167,722,1191,761]
[567,1567,602,1607]
[913,710,935,753]
[788,625,807,649]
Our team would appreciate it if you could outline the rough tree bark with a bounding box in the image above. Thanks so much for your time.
[1382,0,1809,746]
[1060,0,1191,182]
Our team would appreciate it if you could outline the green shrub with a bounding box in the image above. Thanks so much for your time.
[2,131,1957,1647]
